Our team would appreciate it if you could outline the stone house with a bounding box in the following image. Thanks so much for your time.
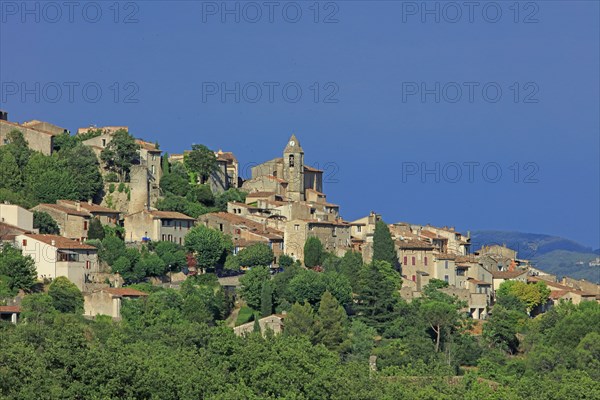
[15,234,99,291]
[0,117,60,155]
[33,203,91,241]
[199,212,284,264]
[56,200,120,226]
[123,210,195,244]
[284,219,351,261]
[491,269,529,291]
[84,287,148,320]
[216,150,240,188]
[0,306,20,324]
[233,314,285,336]
[396,239,435,288]
[0,203,33,232]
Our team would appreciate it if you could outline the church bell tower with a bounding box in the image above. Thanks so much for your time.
[283,134,304,201]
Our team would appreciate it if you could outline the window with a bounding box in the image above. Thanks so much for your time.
[152,154,157,161]
[424,256,428,266]
[179,237,182,245]
[22,239,27,246]
[445,261,448,269]
[444,275,449,282]
[289,154,295,167]
[294,224,299,231]
[412,275,416,282]
[168,234,173,242]
[83,221,88,230]
[162,234,166,241]
[412,256,415,266]
[86,261,90,269]
[357,226,362,232]
[151,165,156,174]
[102,138,106,147]
[273,171,277,177]
[219,223,223,231]
[403,256,407,265]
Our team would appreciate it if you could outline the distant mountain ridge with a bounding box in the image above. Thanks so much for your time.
[470,231,600,283]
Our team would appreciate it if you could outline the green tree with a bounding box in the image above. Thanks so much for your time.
[20,293,57,324]
[185,225,232,271]
[0,243,37,292]
[153,241,187,273]
[237,243,274,268]
[161,152,170,174]
[186,184,214,206]
[100,236,127,266]
[303,236,324,267]
[3,130,31,168]
[87,218,105,240]
[48,277,84,313]
[100,129,139,181]
[420,300,460,352]
[347,319,376,362]
[372,220,398,267]
[497,280,551,313]
[239,266,270,310]
[214,188,247,210]
[160,172,190,196]
[58,144,103,200]
[278,254,295,269]
[0,150,22,191]
[260,280,274,317]
[483,305,528,354]
[184,144,217,184]
[33,211,60,234]
[338,251,363,290]
[315,291,349,352]
[136,253,167,277]
[355,261,400,332]
[284,301,316,341]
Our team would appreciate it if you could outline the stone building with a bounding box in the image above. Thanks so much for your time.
[123,210,195,244]
[0,117,61,155]
[0,203,33,232]
[243,135,323,201]
[199,212,284,264]
[33,203,91,241]
[56,200,120,226]
[84,287,148,320]
[284,219,351,261]
[15,234,99,291]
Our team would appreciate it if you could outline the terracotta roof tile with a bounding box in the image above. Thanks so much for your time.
[0,306,21,313]
[491,270,528,279]
[58,200,118,214]
[395,239,434,250]
[24,234,97,250]
[35,203,90,217]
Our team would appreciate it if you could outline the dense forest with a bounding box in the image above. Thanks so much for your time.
[2,259,599,399]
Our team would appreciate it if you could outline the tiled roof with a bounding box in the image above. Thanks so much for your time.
[0,306,21,313]
[420,230,440,239]
[104,287,148,297]
[135,139,161,152]
[304,165,323,173]
[216,151,237,163]
[58,200,118,214]
[36,203,90,217]
[455,255,478,263]
[467,278,491,285]
[491,270,528,279]
[23,234,97,250]
[246,191,276,197]
[0,120,57,136]
[395,239,434,250]
[204,212,284,239]
[148,210,195,220]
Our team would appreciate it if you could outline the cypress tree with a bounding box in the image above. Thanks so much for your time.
[372,220,398,267]
[315,291,349,352]
[304,237,324,267]
[260,280,273,317]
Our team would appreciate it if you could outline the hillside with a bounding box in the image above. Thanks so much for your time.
[471,231,600,283]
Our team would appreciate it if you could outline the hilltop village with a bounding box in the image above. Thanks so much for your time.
[0,113,598,325]
[1,112,600,399]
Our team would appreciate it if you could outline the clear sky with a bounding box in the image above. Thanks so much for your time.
[1,1,599,248]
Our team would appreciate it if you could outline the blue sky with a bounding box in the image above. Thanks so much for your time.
[1,1,599,248]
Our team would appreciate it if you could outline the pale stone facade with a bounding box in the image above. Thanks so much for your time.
[33,203,91,241]
[284,219,351,261]
[124,210,195,244]
[0,204,33,231]
[15,234,99,291]
[0,119,57,155]
[84,287,148,320]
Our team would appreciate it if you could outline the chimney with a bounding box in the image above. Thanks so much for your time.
[75,201,81,211]
[87,199,92,205]
[51,239,56,246]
